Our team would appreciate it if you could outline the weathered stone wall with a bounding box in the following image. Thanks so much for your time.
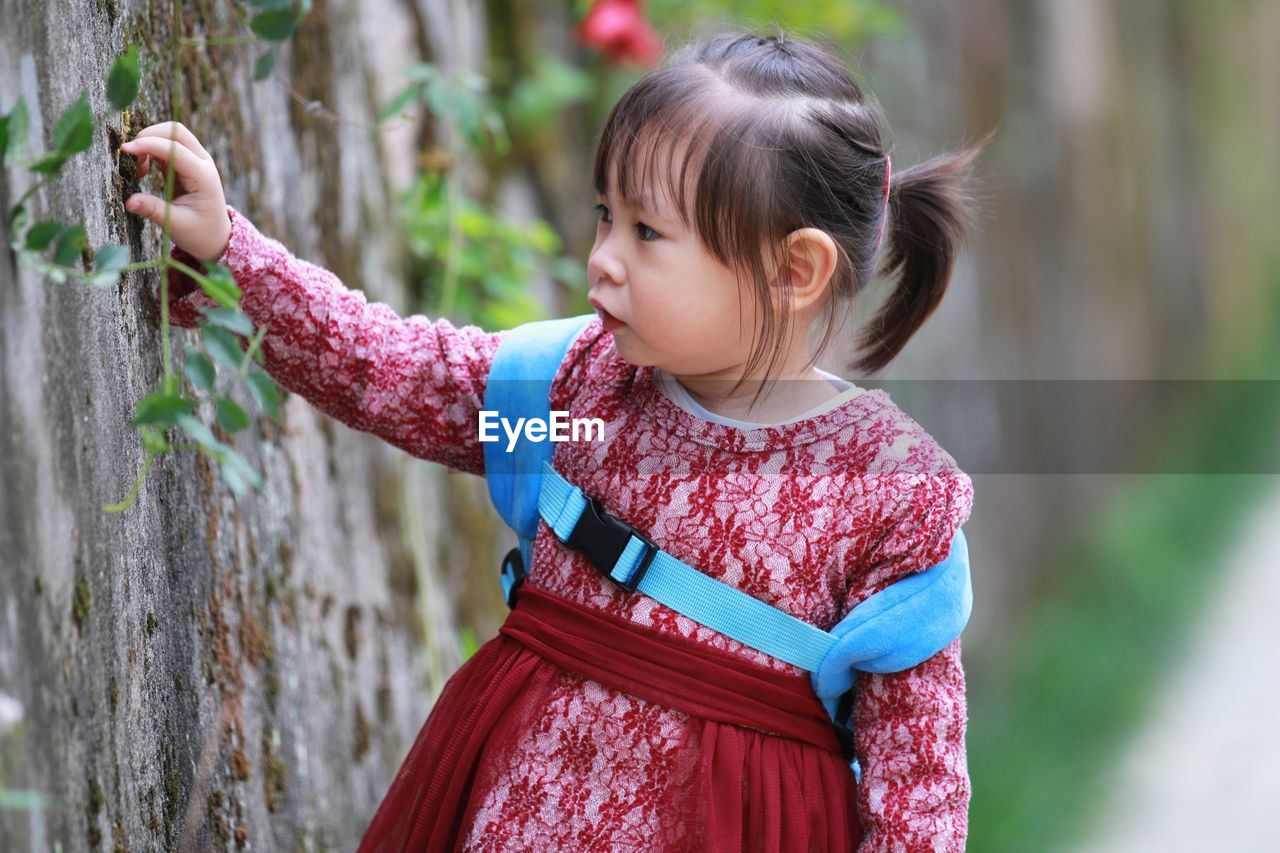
[0,1,499,848]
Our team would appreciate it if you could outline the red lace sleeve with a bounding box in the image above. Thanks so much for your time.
[846,465,975,852]
[157,205,507,475]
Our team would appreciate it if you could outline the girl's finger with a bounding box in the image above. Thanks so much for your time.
[120,136,207,193]
[137,153,169,183]
[129,152,184,194]
[125,192,197,232]
[131,121,213,161]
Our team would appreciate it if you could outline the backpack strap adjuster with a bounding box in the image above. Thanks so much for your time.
[563,495,659,593]
[501,547,527,608]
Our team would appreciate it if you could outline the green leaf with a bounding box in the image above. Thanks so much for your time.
[248,0,294,9]
[94,243,130,272]
[250,9,301,41]
[139,425,172,453]
[376,84,421,123]
[200,324,245,371]
[2,96,28,167]
[88,270,122,288]
[129,390,196,427]
[199,264,242,309]
[51,92,94,156]
[423,82,450,123]
[253,48,277,82]
[215,397,251,434]
[176,413,223,454]
[25,221,66,251]
[219,459,249,494]
[246,370,281,418]
[52,224,87,267]
[107,47,141,111]
[194,304,254,336]
[184,348,217,393]
[484,110,510,156]
[89,243,130,288]
[406,62,438,84]
[10,202,28,231]
[219,447,264,495]
[28,151,69,174]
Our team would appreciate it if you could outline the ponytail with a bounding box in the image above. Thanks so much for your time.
[851,130,993,375]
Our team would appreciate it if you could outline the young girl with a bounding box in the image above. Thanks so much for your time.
[123,29,983,853]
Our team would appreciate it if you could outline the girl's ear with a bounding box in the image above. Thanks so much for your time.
[770,227,838,315]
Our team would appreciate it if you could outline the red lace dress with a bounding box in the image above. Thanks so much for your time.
[165,206,975,851]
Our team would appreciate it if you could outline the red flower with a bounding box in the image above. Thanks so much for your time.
[574,0,663,68]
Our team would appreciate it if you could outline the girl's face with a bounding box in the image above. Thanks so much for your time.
[587,168,765,381]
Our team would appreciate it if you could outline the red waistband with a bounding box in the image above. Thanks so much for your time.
[499,585,842,755]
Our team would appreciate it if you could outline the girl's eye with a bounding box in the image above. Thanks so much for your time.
[592,203,659,242]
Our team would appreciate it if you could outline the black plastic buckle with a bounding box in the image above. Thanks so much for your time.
[832,688,857,765]
[501,547,526,608]
[563,495,659,592]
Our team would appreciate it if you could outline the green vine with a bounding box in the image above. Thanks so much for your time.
[0,1,314,514]
[1,0,592,516]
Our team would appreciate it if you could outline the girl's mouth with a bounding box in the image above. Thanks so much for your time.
[599,310,623,332]
[593,305,625,332]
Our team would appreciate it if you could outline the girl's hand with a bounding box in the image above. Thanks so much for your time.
[120,121,231,263]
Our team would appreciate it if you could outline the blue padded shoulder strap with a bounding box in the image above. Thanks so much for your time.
[811,528,971,717]
[536,459,972,681]
[483,314,595,571]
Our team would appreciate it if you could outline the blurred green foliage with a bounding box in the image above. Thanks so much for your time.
[457,625,480,664]
[574,0,904,115]
[503,54,595,142]
[399,170,582,331]
[392,1,905,331]
[643,0,903,44]
[386,60,590,330]
[967,255,1280,851]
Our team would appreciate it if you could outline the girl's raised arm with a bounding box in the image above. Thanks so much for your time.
[162,205,506,476]
[123,122,506,475]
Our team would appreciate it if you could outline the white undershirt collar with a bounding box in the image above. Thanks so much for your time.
[652,367,865,428]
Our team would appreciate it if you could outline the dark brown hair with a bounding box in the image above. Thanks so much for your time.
[591,28,991,404]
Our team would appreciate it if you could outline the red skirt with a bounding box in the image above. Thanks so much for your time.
[357,585,862,851]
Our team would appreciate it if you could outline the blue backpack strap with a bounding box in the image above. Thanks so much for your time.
[538,462,971,675]
[483,314,595,606]
[535,462,971,781]
[811,527,971,695]
[486,321,972,782]
[813,528,971,781]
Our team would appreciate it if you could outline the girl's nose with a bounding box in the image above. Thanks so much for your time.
[587,246,626,288]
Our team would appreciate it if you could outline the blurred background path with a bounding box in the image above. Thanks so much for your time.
[1074,477,1280,853]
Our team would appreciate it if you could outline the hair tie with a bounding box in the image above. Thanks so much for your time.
[758,34,790,52]
[873,153,892,252]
